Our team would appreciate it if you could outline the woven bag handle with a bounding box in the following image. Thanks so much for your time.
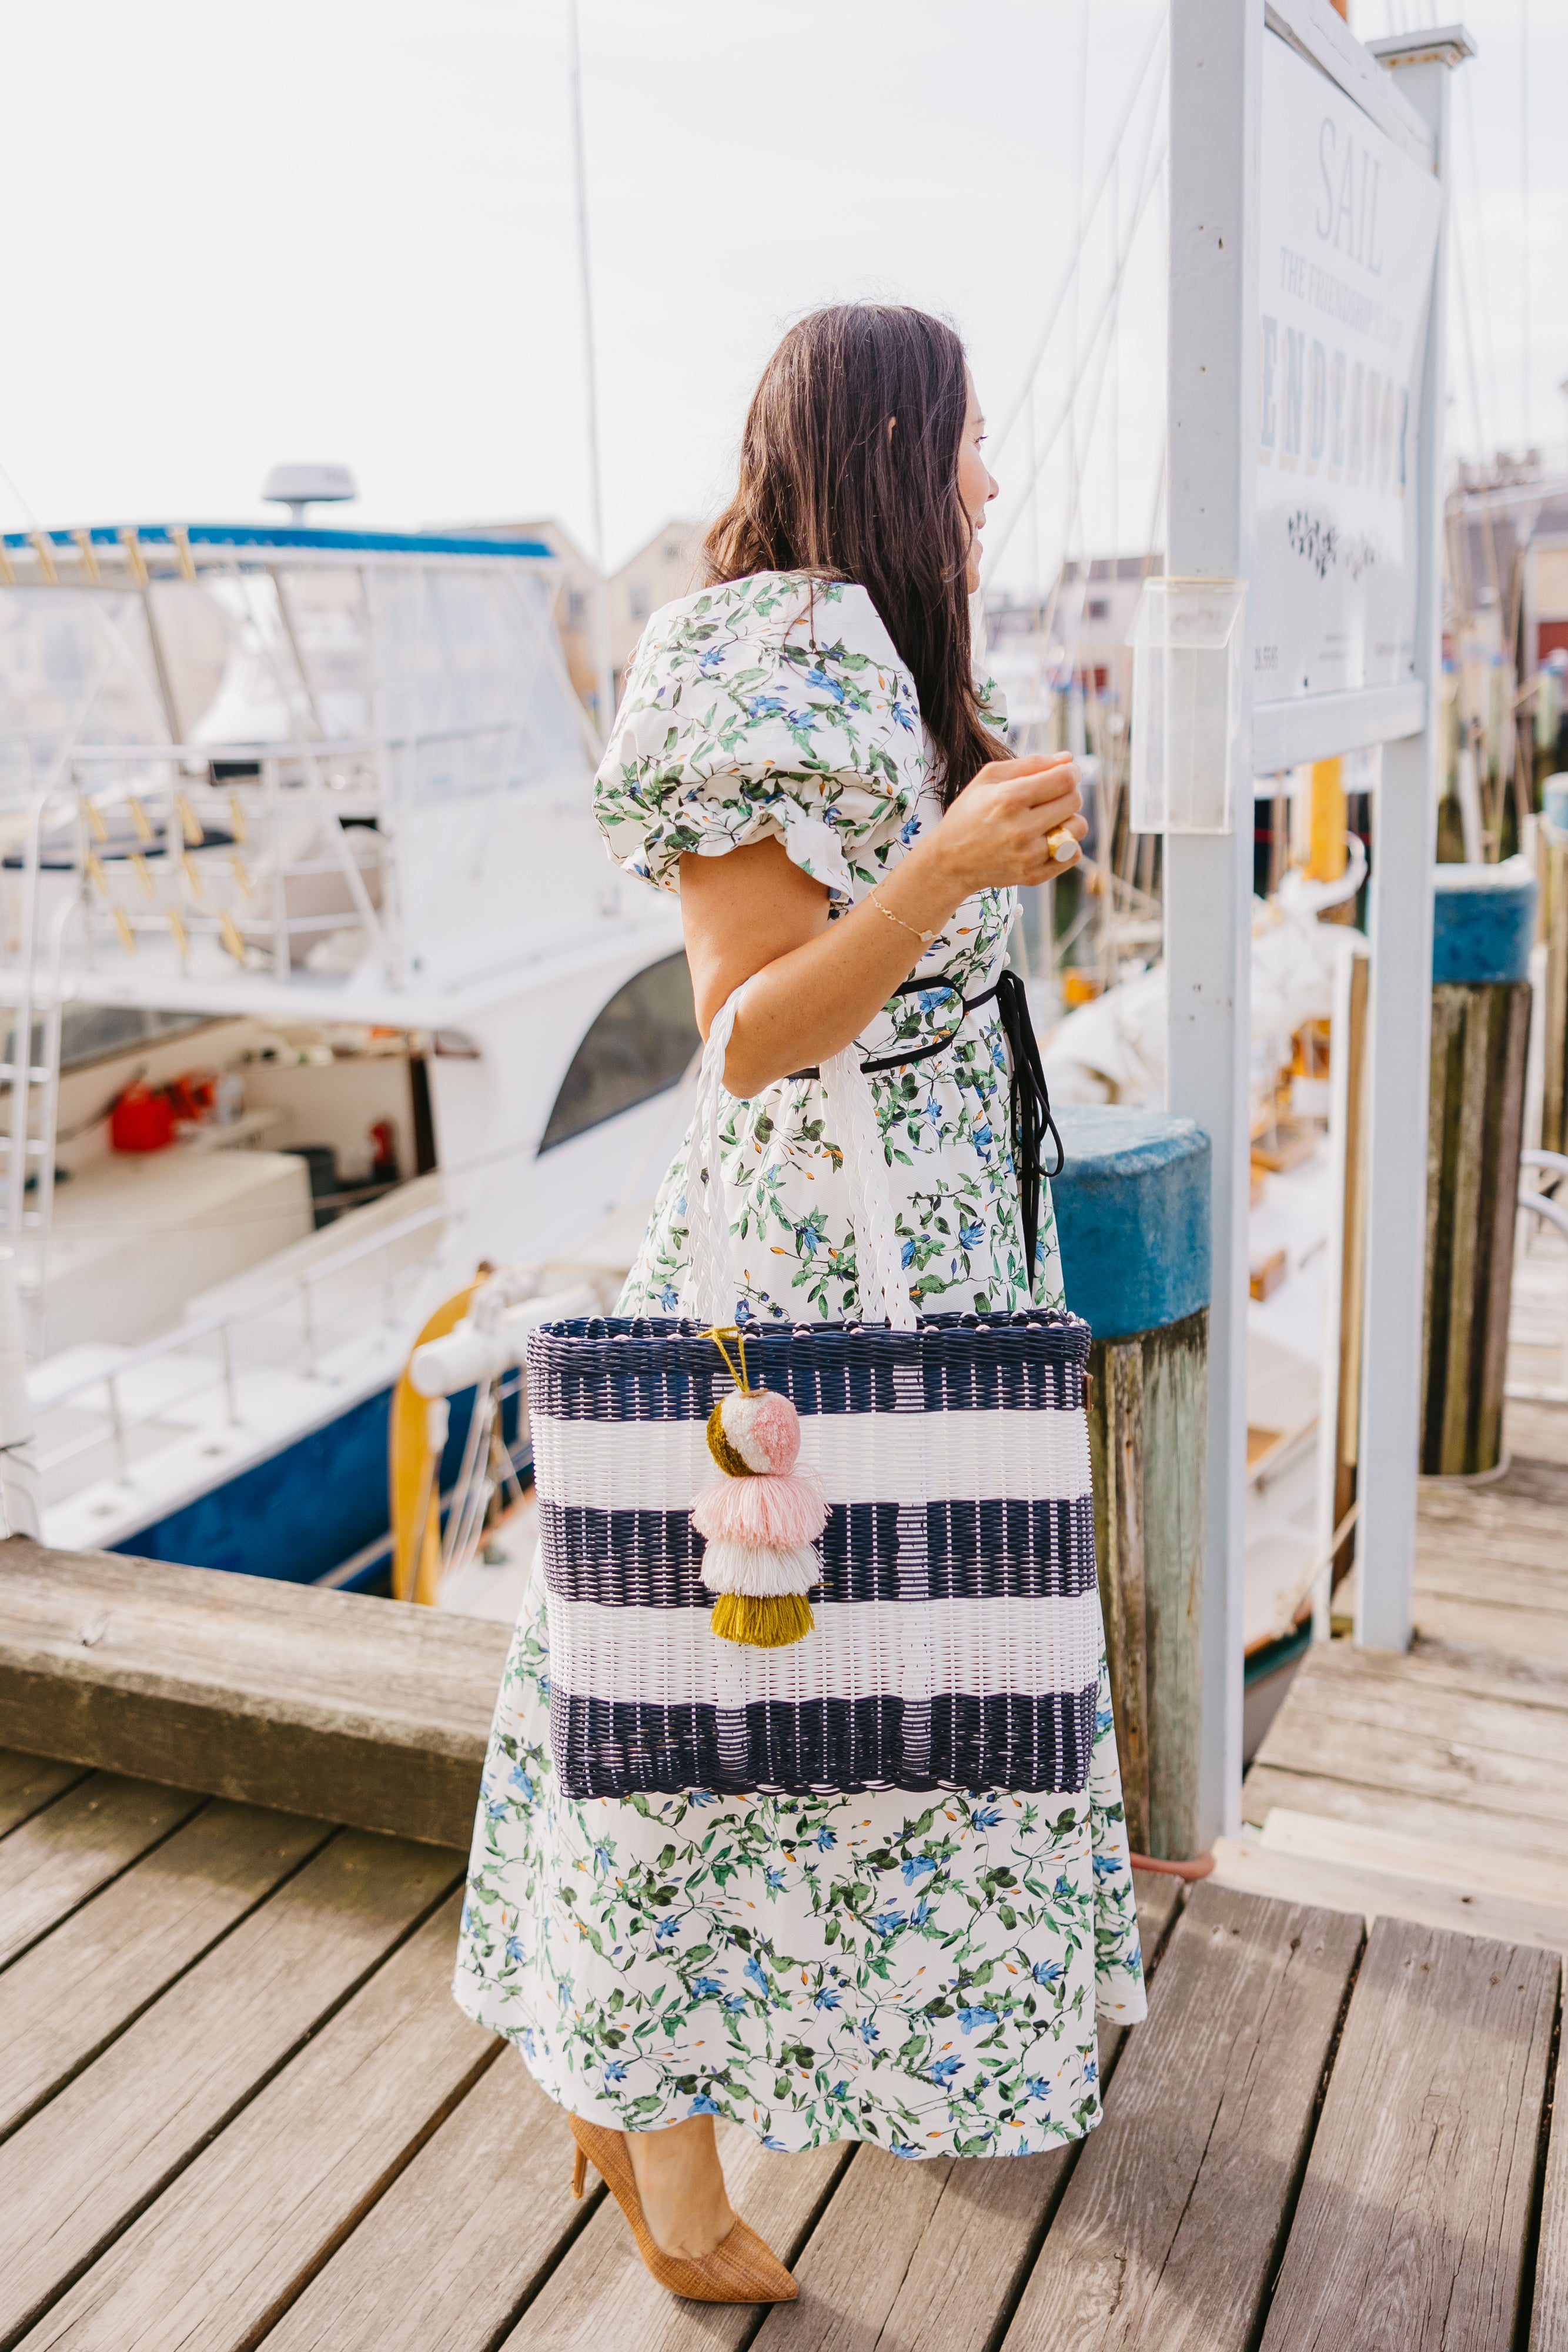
[682,987,917,1331]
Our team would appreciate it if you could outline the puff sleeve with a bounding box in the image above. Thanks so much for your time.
[592,574,924,906]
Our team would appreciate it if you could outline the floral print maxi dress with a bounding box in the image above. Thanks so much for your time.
[452,570,1145,2160]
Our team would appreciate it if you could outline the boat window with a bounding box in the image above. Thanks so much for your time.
[539,953,699,1152]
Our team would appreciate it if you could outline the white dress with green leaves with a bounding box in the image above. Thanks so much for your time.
[452,571,1145,2160]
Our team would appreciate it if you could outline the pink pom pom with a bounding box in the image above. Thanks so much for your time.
[719,1387,801,1475]
[692,1465,826,1547]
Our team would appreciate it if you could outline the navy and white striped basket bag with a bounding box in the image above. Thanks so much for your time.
[527,988,1103,1801]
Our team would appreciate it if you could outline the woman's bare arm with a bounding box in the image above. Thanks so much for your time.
[681,753,1086,1095]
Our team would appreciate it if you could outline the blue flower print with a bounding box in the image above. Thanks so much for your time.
[960,1222,985,1249]
[814,1987,841,2011]
[505,1935,527,1964]
[691,1975,724,2000]
[930,2056,964,2085]
[900,1240,916,1268]
[958,2007,999,2034]
[814,1828,837,1852]
[860,2019,880,2046]
[972,1803,1002,1830]
[723,1993,749,2013]
[1025,2076,1051,2101]
[1092,1854,1120,1880]
[688,2094,723,2116]
[748,693,787,719]
[743,1954,770,1997]
[804,666,846,702]
[891,2141,924,2157]
[910,1897,934,1927]
[507,1762,535,1802]
[654,1917,681,1943]
[900,1854,937,1885]
[1032,1958,1064,1987]
[659,1283,679,1312]
[872,1909,906,1938]
[604,2059,628,2083]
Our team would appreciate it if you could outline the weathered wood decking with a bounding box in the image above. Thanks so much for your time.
[1226,1238,1568,1958]
[2,1739,1564,2348]
[6,1228,1568,2346]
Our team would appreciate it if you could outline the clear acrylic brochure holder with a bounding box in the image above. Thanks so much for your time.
[1127,578,1248,835]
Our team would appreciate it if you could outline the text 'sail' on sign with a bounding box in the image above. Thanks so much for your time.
[1254,29,1441,706]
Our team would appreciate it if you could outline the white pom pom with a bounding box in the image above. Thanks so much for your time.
[698,1539,820,1597]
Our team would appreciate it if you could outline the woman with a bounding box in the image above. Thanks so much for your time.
[454,303,1145,2304]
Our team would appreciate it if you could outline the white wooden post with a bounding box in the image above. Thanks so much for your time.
[1354,30,1465,1651]
[1164,0,1261,1847]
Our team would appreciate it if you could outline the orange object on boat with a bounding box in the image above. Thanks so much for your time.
[110,1083,174,1153]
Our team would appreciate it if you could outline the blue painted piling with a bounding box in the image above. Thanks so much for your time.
[1424,862,1534,1473]
[1432,857,1537,985]
[1049,1104,1211,1861]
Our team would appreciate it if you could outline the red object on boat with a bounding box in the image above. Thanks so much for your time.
[111,1083,175,1153]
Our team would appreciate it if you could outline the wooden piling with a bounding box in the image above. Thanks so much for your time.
[1542,803,1568,1159]
[1052,1110,1211,1861]
[1421,863,1537,1475]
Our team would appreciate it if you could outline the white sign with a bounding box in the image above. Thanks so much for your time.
[1253,30,1442,704]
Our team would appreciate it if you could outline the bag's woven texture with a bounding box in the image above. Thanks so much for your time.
[529,1308,1098,1800]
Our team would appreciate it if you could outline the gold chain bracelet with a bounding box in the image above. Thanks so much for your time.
[868,887,940,948]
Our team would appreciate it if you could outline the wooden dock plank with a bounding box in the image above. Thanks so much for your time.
[1256,1702,1568,1835]
[1263,1659,1568,1777]
[1530,2090,1568,2351]
[15,1888,487,2352]
[1209,1837,1568,1957]
[1000,1885,1362,2351]
[1411,1593,1568,1672]
[0,1801,332,2138]
[510,2124,853,2351]
[1242,1762,1568,1860]
[262,2049,600,2352]
[0,1773,204,1967]
[0,1753,87,1839]
[1259,1917,1557,2350]
[0,1539,509,1849]
[748,1873,1186,2352]
[0,1832,459,2347]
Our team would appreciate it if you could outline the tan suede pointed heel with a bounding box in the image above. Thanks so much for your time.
[568,2114,798,2304]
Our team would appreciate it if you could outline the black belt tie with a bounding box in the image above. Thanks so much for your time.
[788,965,1065,1286]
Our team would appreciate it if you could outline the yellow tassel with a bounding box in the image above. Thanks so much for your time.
[711,1592,814,1648]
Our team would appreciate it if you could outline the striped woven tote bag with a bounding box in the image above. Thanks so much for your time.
[527,990,1104,1801]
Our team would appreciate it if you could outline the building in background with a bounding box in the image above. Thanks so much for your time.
[608,519,708,700]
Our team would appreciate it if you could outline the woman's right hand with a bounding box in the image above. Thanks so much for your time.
[920,754,1085,896]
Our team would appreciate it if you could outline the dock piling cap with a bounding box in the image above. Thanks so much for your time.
[1543,775,1568,838]
[1049,1107,1211,1341]
[1431,857,1537,985]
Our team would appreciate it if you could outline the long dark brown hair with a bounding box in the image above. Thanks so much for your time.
[704,304,1002,806]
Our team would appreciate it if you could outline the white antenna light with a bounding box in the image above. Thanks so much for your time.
[262,463,359,527]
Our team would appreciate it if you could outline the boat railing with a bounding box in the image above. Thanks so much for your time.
[32,1196,450,1491]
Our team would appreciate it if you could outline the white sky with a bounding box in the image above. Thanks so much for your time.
[2,0,1563,594]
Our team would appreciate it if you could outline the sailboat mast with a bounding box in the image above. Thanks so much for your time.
[566,0,616,745]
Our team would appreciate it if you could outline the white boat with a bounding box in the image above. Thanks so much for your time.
[0,518,689,1588]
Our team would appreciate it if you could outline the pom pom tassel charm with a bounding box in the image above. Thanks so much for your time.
[697,1327,820,1649]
